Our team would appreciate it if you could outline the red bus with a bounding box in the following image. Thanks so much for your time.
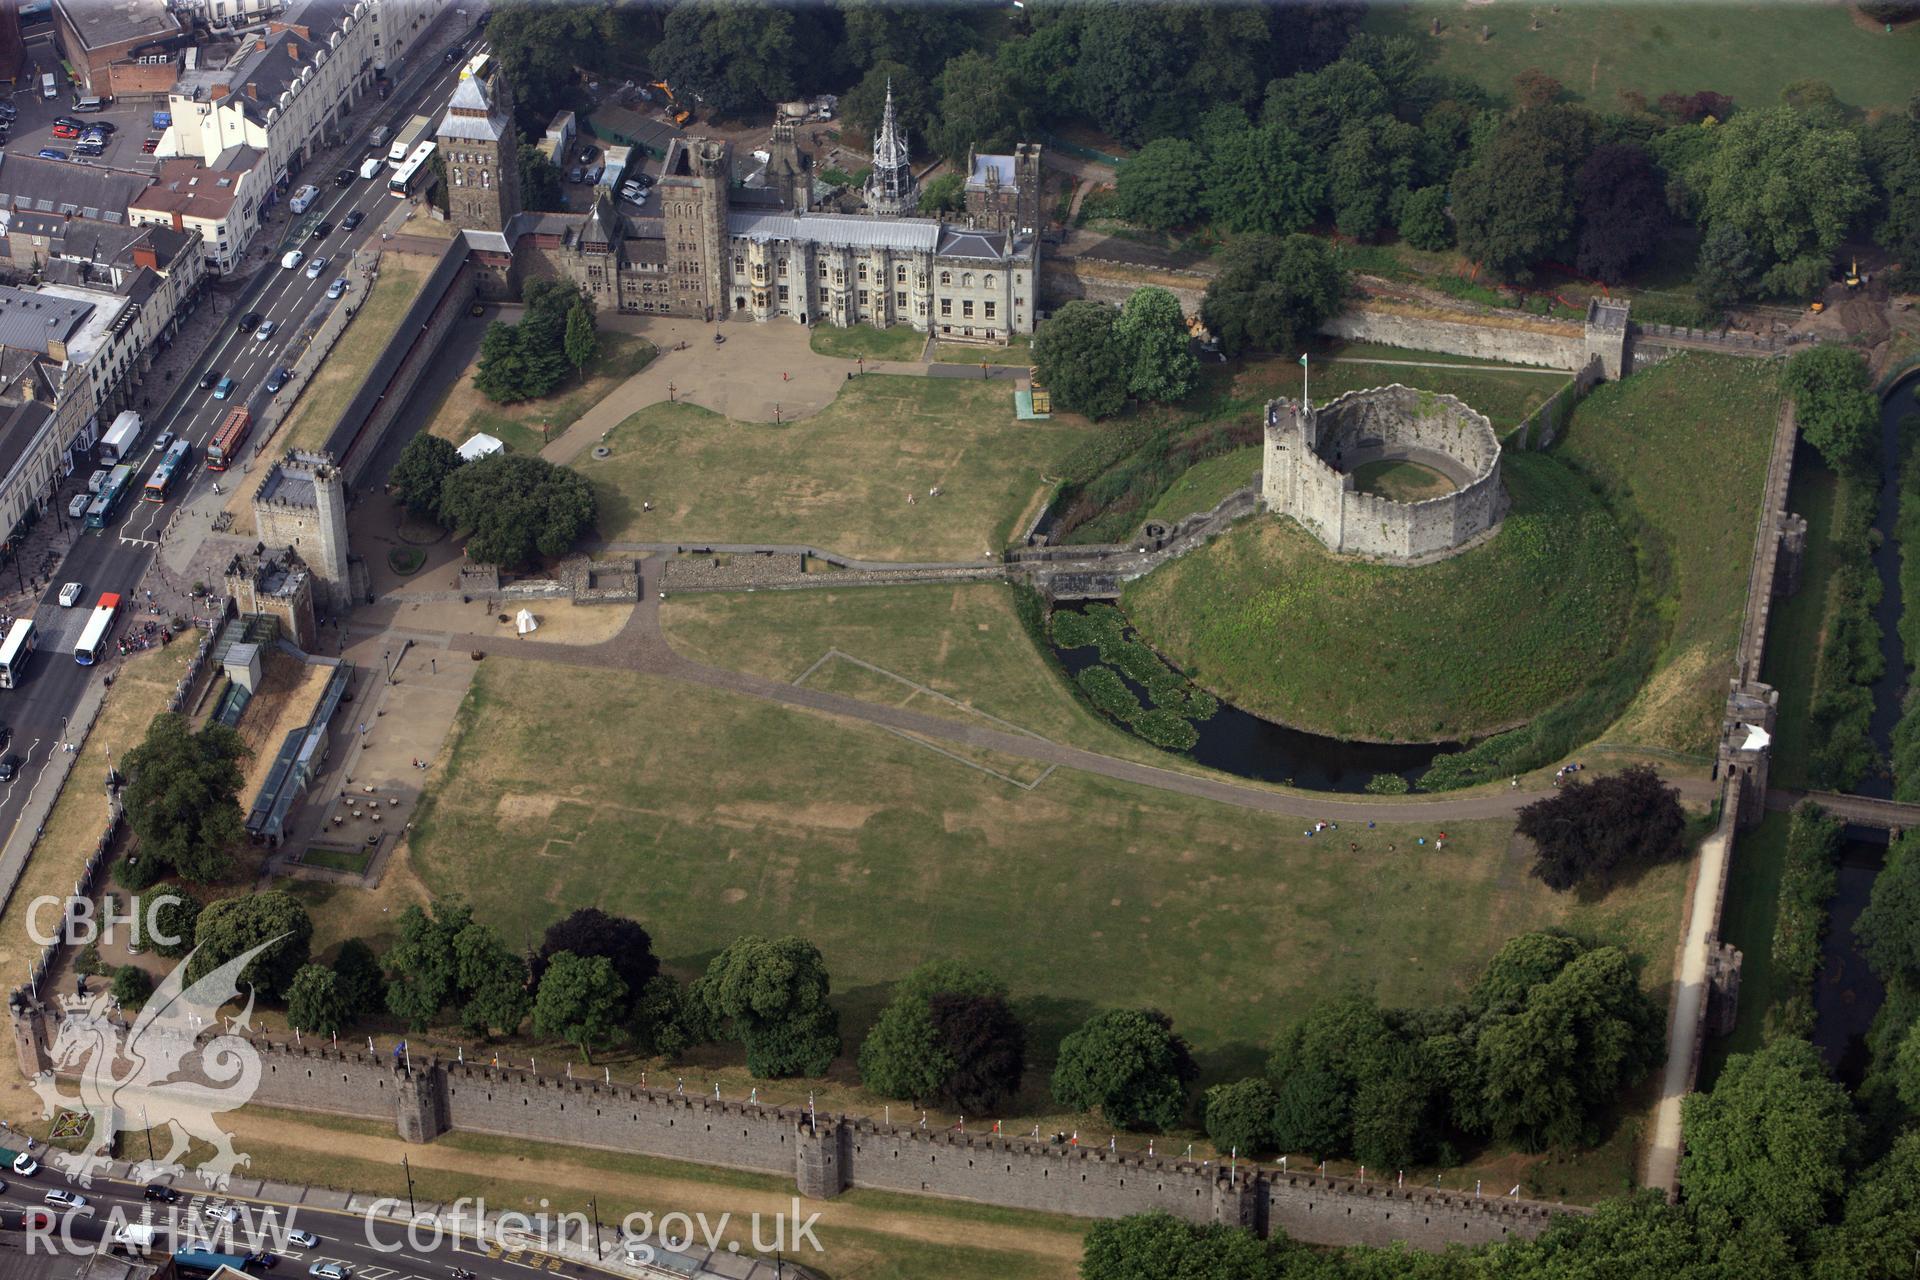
[207,406,252,471]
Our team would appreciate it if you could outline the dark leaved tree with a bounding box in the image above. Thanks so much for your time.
[1031,301,1126,419]
[186,890,313,1000]
[1051,1008,1196,1130]
[1515,764,1687,891]
[536,908,661,1014]
[694,935,839,1078]
[439,453,597,569]
[1573,143,1668,284]
[927,990,1027,1113]
[387,432,462,522]
[1198,234,1347,359]
[122,713,247,885]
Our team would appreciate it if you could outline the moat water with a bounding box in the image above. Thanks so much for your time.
[1808,370,1918,1077]
[1048,610,1460,794]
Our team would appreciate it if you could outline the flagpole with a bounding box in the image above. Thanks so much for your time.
[1300,351,1309,408]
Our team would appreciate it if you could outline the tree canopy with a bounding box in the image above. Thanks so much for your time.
[1031,301,1126,419]
[475,280,595,404]
[1515,764,1689,891]
[1114,139,1208,232]
[1199,234,1347,359]
[532,951,627,1061]
[1782,346,1880,473]
[121,713,247,886]
[1115,287,1198,404]
[535,907,660,1014]
[388,432,462,522]
[857,959,1024,1111]
[1051,1008,1196,1130]
[439,453,597,569]
[694,935,840,1078]
[186,890,312,1000]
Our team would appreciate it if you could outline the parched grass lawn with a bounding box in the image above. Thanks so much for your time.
[1361,1,1919,114]
[934,334,1032,366]
[0,641,197,1090]
[1758,454,1840,792]
[1124,453,1637,742]
[662,582,1168,768]
[808,322,928,363]
[411,655,1685,1075]
[1552,353,1779,753]
[580,375,1094,560]
[427,331,657,456]
[278,257,427,455]
[1143,445,1260,525]
[1308,359,1566,430]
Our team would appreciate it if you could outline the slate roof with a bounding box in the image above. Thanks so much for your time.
[438,73,505,141]
[0,287,95,355]
[0,155,145,224]
[936,227,1011,259]
[728,210,942,252]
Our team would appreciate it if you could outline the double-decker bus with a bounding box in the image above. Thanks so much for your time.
[74,593,119,666]
[0,618,34,689]
[143,438,193,501]
[207,406,252,472]
[389,141,436,199]
[84,463,136,528]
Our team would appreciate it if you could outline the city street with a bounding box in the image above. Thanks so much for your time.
[0,21,486,858]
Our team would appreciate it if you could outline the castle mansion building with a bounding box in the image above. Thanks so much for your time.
[440,70,1042,343]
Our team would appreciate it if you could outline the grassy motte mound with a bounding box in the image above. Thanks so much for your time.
[1123,453,1635,743]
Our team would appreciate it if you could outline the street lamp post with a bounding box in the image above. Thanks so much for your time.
[140,1105,154,1163]
[402,1153,416,1215]
[588,1198,601,1260]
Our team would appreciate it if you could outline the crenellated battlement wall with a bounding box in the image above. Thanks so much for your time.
[9,1004,1576,1252]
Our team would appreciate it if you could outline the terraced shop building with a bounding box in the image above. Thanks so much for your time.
[445,68,1043,344]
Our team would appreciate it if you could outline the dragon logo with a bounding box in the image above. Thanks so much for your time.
[32,940,283,1188]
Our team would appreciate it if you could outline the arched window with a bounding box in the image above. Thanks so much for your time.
[962,273,973,287]
[939,271,951,285]
[452,168,464,186]
[481,170,490,188]
[984,274,994,287]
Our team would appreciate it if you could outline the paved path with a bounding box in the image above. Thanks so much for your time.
[1643,819,1731,1195]
[431,559,1716,824]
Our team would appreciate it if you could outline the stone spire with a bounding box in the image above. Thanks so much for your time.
[864,79,918,216]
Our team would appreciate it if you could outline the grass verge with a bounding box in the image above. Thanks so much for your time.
[808,323,928,363]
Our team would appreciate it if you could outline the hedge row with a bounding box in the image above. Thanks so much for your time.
[1763,804,1843,1045]
[1892,413,1920,800]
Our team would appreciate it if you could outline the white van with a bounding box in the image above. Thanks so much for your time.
[288,184,320,214]
[41,73,57,100]
[359,155,384,180]
[72,96,105,113]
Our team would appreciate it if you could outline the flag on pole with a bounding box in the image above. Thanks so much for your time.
[1299,353,1309,366]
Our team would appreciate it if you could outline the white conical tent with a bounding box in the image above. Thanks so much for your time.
[515,609,538,635]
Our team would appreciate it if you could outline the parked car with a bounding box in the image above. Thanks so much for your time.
[151,430,175,453]
[265,366,291,393]
[584,164,603,184]
[342,208,364,230]
[141,1184,179,1203]
[58,582,83,608]
[577,144,595,164]
[282,249,305,270]
[567,166,583,184]
[255,318,277,340]
[310,219,332,240]
[141,137,159,153]
[199,369,221,390]
[213,376,237,400]
[89,120,116,133]
[286,1231,319,1249]
[308,1264,349,1280]
[239,310,264,332]
[50,123,79,139]
[327,277,348,300]
[36,149,68,161]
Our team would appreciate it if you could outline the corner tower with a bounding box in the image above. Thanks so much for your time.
[437,67,521,233]
[659,137,732,320]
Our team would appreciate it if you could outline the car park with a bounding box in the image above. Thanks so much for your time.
[58,582,83,608]
[343,208,365,230]
[256,318,277,340]
[310,220,332,240]
[199,370,220,390]
[327,277,348,300]
[282,250,305,270]
[305,255,329,279]
[214,376,237,400]
[265,366,291,393]
[151,431,175,453]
